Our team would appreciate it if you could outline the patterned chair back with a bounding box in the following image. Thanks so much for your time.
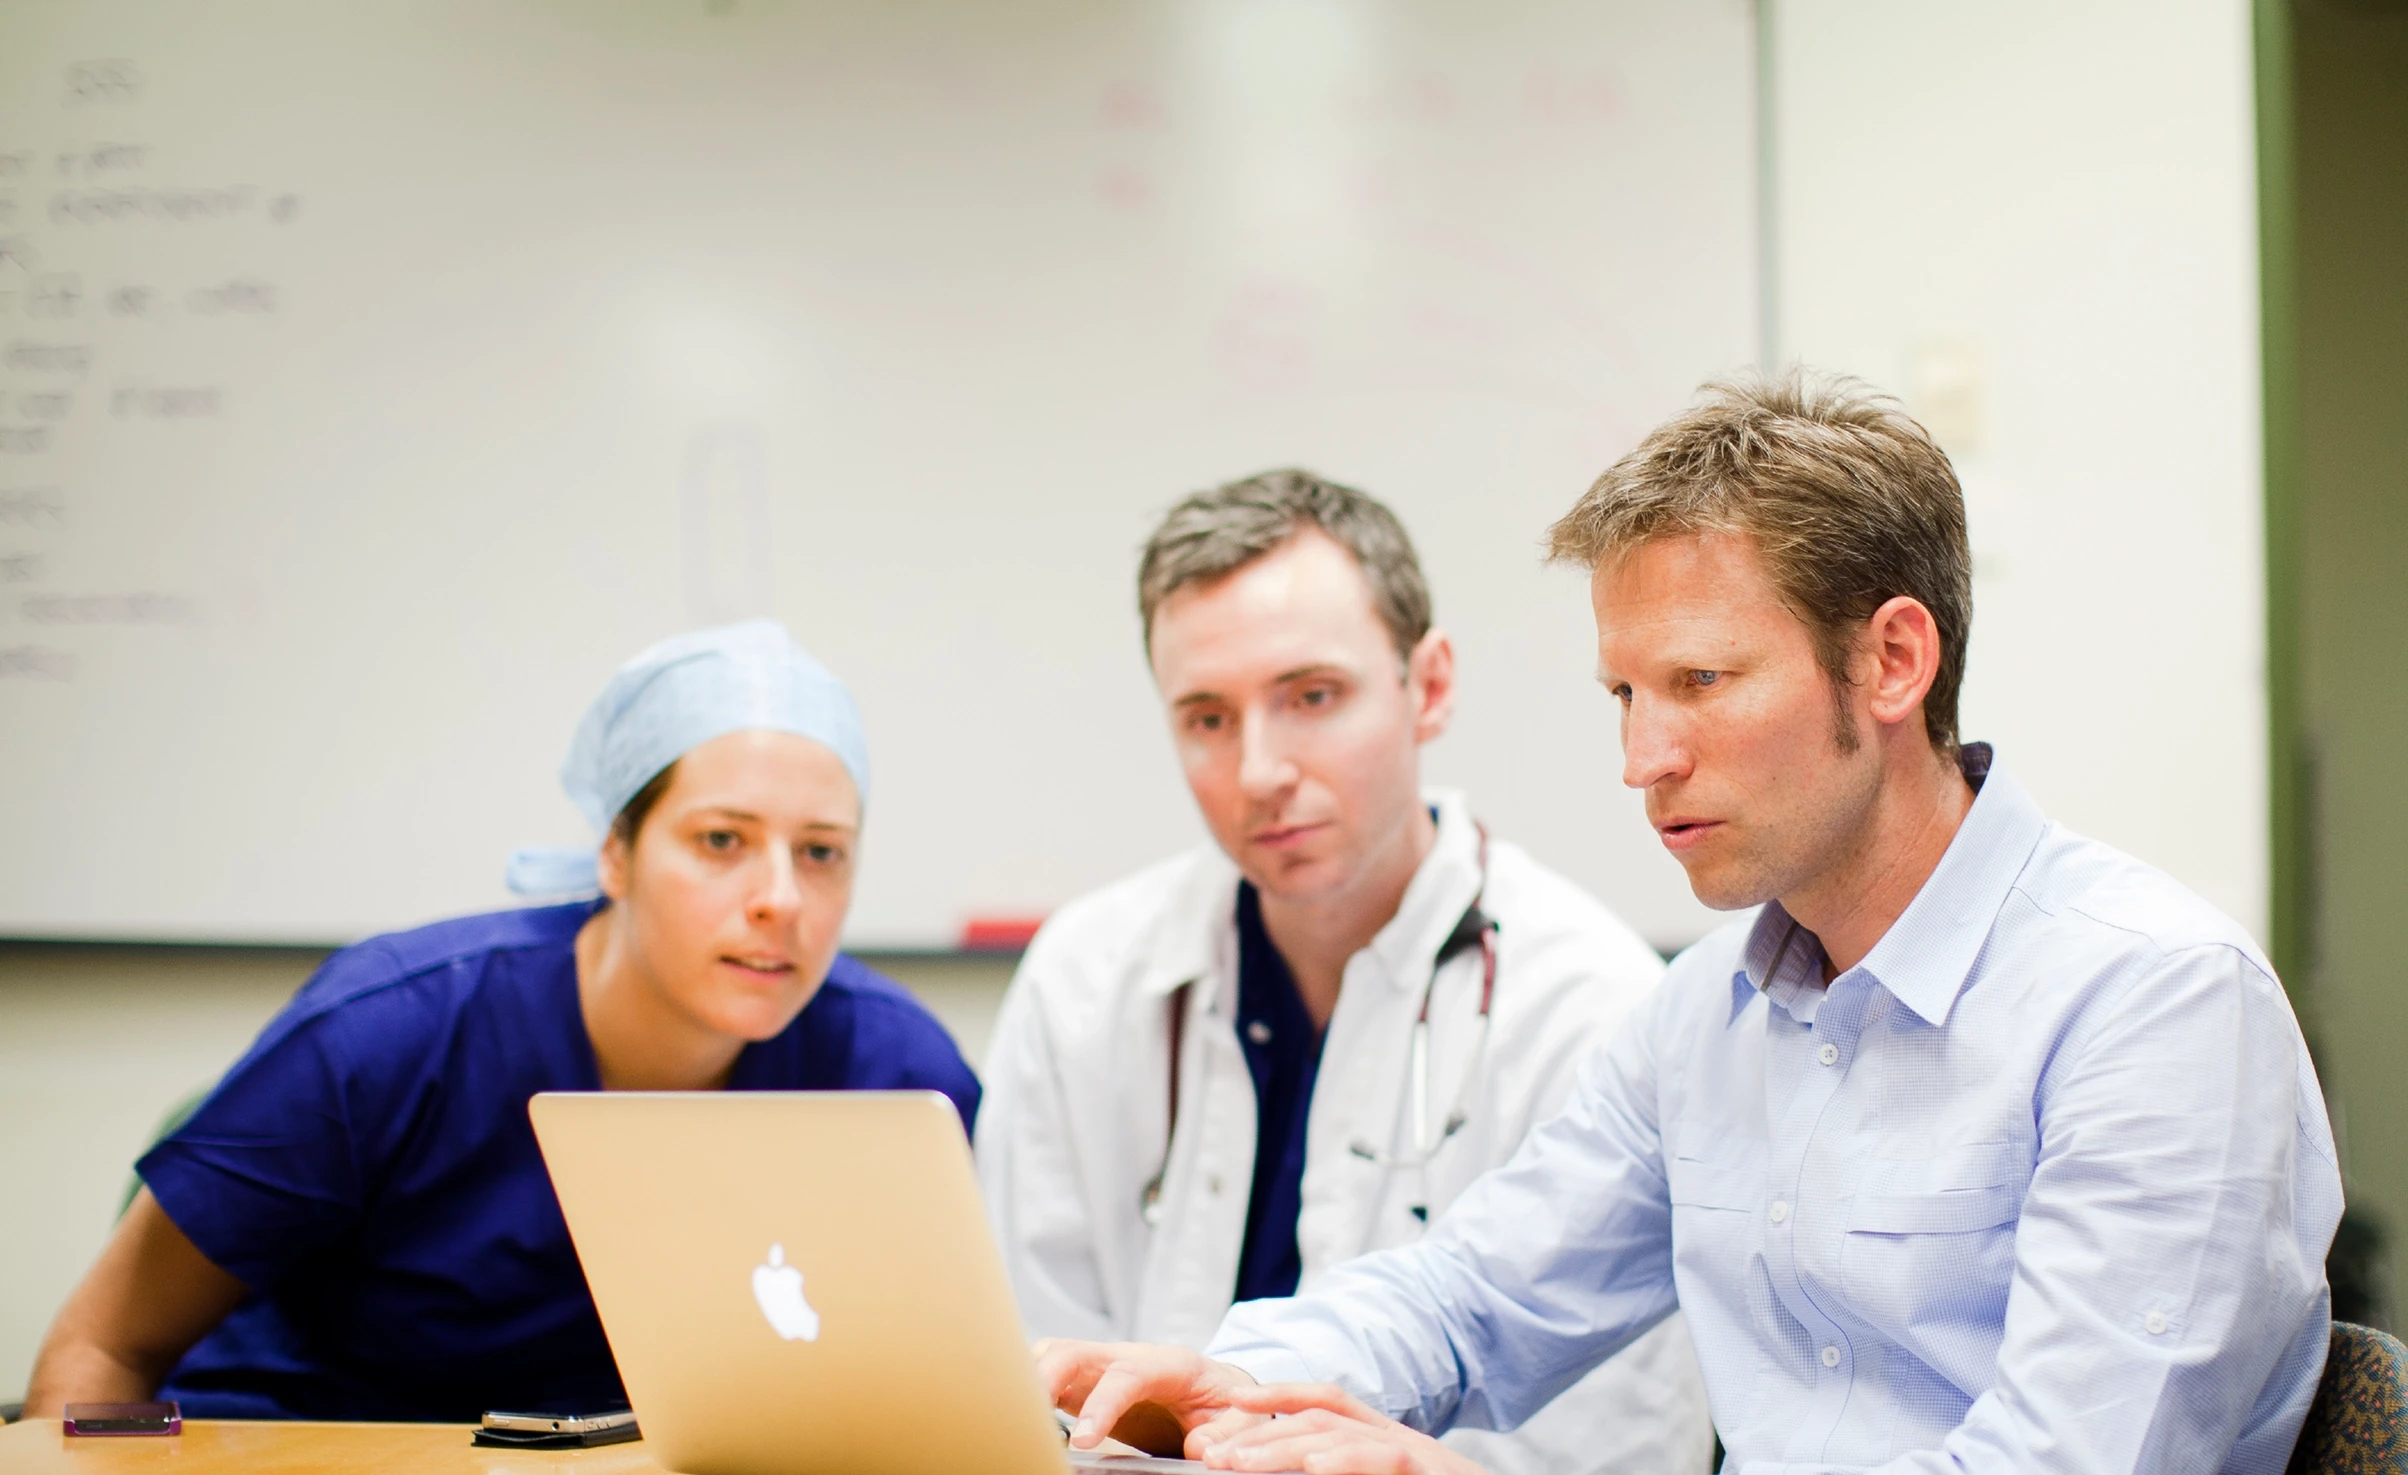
[2290,1321,2408,1474]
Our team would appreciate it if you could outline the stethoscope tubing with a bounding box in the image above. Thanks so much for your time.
[1346,918,1497,1171]
[1140,823,1498,1230]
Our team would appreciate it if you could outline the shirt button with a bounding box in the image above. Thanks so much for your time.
[1769,1201,1790,1225]
[1817,1042,1840,1066]
[1821,1345,1841,1368]
[1246,1020,1273,1045]
[2145,1312,2169,1335]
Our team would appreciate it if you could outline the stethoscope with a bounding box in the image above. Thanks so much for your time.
[1138,825,1498,1230]
[1347,825,1497,1223]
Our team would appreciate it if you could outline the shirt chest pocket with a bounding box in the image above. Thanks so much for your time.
[1840,1139,2029,1333]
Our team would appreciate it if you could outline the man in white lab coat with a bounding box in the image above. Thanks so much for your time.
[975,469,1711,1474]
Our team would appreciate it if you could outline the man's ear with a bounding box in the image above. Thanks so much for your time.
[1406,628,1457,746]
[596,830,632,902]
[1863,595,1942,732]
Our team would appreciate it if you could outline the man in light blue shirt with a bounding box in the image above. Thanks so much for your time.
[1039,371,2342,1474]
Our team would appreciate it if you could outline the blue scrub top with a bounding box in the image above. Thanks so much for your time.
[1230,881,1325,1305]
[139,900,980,1422]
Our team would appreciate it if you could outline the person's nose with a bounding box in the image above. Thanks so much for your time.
[1236,709,1299,803]
[749,844,804,926]
[1620,695,1693,791]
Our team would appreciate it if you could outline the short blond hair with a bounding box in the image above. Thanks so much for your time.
[1548,370,1972,754]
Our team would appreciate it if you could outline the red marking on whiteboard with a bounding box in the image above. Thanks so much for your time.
[959,915,1047,952]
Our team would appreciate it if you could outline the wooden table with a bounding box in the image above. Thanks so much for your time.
[0,1419,672,1474]
[0,1418,1197,1473]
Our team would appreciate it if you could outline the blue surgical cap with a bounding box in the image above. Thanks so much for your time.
[505,619,870,897]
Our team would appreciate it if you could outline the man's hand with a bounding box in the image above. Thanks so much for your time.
[1189,1384,1489,1475]
[1031,1338,1260,1457]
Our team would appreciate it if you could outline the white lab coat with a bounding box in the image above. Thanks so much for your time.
[976,792,1713,1475]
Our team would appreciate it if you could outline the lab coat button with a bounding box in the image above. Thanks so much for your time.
[1208,1175,1224,1195]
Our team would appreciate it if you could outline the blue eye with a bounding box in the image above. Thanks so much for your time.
[1692,670,1721,687]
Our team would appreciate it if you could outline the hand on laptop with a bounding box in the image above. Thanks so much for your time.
[1036,1339,1259,1457]
[1188,1383,1486,1475]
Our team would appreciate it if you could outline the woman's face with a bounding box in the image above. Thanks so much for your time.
[597,728,861,1042]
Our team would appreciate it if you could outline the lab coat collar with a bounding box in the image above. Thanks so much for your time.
[1131,789,1486,1001]
[1133,853,1238,1000]
[1729,742,2046,1029]
[1364,789,1485,993]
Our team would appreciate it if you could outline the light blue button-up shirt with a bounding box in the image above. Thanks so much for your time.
[1210,748,2342,1473]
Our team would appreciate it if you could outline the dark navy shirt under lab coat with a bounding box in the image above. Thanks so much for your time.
[1231,881,1325,1305]
[138,899,980,1422]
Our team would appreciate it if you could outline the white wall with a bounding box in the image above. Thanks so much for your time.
[1773,0,2268,938]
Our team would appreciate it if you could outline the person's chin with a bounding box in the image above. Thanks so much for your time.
[705,995,813,1042]
[1675,854,1772,913]
[1247,847,1349,899]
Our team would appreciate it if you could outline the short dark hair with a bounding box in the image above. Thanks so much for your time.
[609,761,679,849]
[1137,468,1432,659]
[1546,370,1973,754]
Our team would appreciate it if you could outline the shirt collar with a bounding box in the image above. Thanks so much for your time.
[1136,789,1485,1000]
[1728,742,2046,1028]
[1730,907,1828,1025]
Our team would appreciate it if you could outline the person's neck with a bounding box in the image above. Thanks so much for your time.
[1257,801,1438,1033]
[574,907,745,1091]
[1785,744,1977,980]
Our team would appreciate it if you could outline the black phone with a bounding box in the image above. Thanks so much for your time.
[63,1401,181,1436]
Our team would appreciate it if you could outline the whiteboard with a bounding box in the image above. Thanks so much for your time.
[0,0,1757,948]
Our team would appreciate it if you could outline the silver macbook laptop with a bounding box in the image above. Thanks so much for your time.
[532,1090,1213,1475]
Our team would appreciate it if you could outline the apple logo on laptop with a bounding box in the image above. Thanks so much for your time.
[751,1243,820,1342]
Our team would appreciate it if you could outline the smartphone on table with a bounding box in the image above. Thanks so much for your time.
[476,1409,640,1447]
[63,1402,180,1436]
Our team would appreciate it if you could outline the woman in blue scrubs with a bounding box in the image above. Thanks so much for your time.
[23,621,978,1422]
